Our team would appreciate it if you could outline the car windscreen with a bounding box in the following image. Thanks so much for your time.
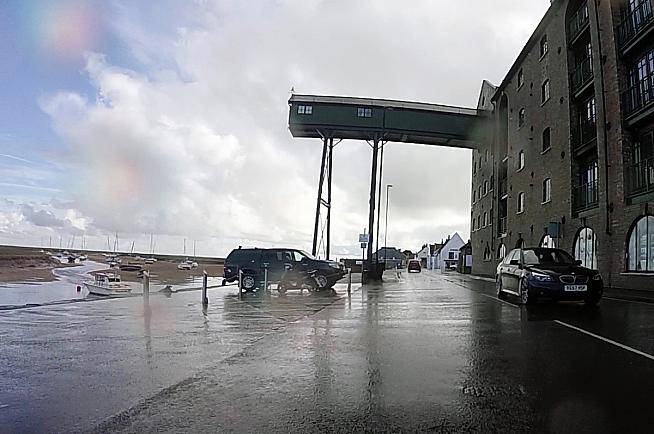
[522,249,575,266]
[297,250,315,260]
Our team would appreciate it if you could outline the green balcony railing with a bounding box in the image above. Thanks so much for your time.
[626,157,654,197]
[571,57,593,93]
[617,0,654,49]
[568,2,590,42]
[573,180,599,213]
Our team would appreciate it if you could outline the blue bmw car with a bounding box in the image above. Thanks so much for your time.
[496,247,603,306]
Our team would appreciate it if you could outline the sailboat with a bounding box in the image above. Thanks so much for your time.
[177,238,198,270]
[145,234,157,264]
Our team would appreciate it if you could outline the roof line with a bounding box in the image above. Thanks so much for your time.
[289,93,479,116]
[491,0,562,101]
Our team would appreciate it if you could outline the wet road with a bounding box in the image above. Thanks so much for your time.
[1,271,654,433]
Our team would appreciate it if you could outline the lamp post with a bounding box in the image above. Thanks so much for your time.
[384,184,393,269]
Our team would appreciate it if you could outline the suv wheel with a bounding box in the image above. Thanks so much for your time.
[314,274,329,289]
[520,277,535,305]
[241,274,257,292]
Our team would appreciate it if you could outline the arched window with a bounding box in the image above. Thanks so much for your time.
[541,80,551,103]
[517,192,525,213]
[627,215,654,272]
[540,234,556,248]
[542,127,551,152]
[497,243,507,259]
[515,238,525,249]
[574,227,597,269]
[518,108,525,127]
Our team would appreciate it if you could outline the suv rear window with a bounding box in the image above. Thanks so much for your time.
[226,249,259,262]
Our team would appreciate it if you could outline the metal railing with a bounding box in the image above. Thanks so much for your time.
[573,180,599,212]
[570,57,593,93]
[572,120,597,149]
[626,157,654,196]
[568,2,590,42]
[617,0,654,48]
[623,76,654,118]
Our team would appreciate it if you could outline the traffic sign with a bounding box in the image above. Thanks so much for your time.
[360,242,367,249]
[359,233,369,243]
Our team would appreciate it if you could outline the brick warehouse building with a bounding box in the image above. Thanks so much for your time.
[471,0,654,291]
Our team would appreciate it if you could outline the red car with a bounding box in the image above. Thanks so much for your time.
[407,259,422,273]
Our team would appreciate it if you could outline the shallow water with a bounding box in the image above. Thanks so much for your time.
[0,261,223,308]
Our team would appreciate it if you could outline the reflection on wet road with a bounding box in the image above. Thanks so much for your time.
[1,271,654,433]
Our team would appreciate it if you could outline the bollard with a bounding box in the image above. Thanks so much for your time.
[143,270,150,308]
[202,270,208,306]
[263,265,268,293]
[347,268,352,295]
[238,268,243,298]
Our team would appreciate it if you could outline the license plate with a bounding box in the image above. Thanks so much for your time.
[564,285,587,292]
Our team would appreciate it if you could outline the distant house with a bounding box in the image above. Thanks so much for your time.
[430,233,466,271]
[417,243,442,268]
[373,247,407,269]
[402,250,414,259]
[457,241,473,274]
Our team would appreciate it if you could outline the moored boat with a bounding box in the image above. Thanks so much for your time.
[84,273,133,297]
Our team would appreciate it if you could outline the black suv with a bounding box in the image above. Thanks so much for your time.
[223,248,346,291]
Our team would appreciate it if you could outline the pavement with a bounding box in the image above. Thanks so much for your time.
[1,270,654,433]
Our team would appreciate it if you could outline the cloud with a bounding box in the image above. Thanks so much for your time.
[35,0,551,255]
[20,204,65,228]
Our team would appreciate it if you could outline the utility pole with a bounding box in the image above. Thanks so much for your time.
[384,184,393,268]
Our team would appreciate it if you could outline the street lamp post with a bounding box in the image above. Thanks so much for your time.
[384,184,393,269]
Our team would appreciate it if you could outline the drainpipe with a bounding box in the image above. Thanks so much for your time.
[593,0,612,237]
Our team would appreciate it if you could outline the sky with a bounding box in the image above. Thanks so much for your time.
[0,0,551,258]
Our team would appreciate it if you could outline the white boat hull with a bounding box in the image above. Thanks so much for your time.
[84,282,133,297]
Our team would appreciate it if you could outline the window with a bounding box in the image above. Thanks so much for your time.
[518,108,526,127]
[518,150,525,170]
[477,215,481,229]
[478,185,482,198]
[517,192,525,213]
[484,181,489,196]
[543,178,552,203]
[297,105,313,115]
[497,243,507,259]
[473,157,476,174]
[484,244,492,261]
[485,150,489,162]
[627,215,654,272]
[540,35,548,58]
[540,234,556,248]
[357,107,372,118]
[472,189,476,203]
[483,212,488,227]
[542,128,551,152]
[574,227,598,269]
[582,97,596,126]
[541,80,550,103]
[448,251,456,260]
[517,68,524,88]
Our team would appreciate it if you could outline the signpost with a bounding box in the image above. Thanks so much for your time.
[359,232,368,274]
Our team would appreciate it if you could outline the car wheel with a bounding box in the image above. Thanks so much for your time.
[314,273,329,289]
[496,277,506,300]
[241,274,257,292]
[520,277,535,305]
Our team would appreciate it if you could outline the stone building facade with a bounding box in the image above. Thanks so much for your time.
[471,0,654,292]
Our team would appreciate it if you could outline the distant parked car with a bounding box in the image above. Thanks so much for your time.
[407,259,421,273]
[496,247,603,306]
[223,248,346,292]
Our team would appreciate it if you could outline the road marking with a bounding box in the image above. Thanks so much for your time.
[479,293,520,309]
[603,296,654,307]
[554,320,654,362]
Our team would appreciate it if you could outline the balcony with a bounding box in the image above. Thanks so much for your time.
[499,178,508,198]
[568,2,590,43]
[573,180,599,213]
[498,217,507,237]
[572,120,597,149]
[626,157,654,197]
[617,1,654,49]
[623,77,654,119]
[570,57,593,94]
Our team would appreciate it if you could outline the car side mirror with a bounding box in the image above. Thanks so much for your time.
[509,259,521,266]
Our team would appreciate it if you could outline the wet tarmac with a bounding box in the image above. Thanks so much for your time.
[1,271,654,433]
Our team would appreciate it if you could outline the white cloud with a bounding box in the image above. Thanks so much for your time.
[32,0,551,255]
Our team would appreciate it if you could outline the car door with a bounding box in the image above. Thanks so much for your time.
[262,250,283,281]
[502,250,521,292]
